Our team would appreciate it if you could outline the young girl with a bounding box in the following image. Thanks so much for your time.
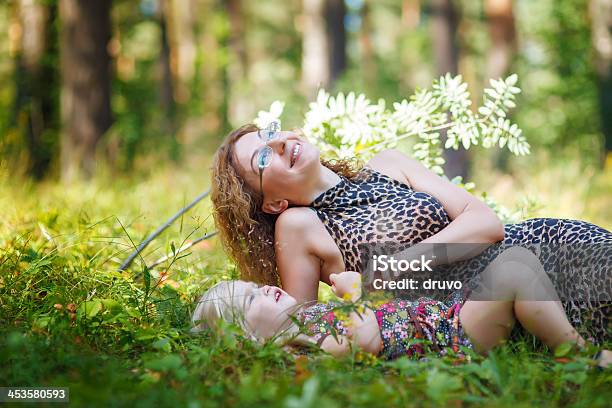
[192,247,610,367]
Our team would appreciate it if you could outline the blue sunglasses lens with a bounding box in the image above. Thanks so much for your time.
[260,121,281,141]
[258,147,272,167]
[268,121,281,132]
[260,130,278,142]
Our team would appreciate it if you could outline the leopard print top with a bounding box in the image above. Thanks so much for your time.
[310,166,449,272]
[309,167,612,343]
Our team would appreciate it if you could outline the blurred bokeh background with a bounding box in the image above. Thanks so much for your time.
[0,0,610,228]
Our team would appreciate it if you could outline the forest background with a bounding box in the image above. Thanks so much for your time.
[0,0,611,406]
[2,0,611,224]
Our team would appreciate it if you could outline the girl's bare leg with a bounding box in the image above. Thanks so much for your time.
[460,246,585,354]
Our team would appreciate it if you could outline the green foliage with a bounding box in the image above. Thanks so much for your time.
[0,0,60,178]
[0,5,11,136]
[257,74,528,176]
[511,0,603,163]
[108,9,180,170]
[0,0,606,179]
[0,169,610,407]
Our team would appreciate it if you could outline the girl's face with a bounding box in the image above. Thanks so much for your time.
[232,130,321,211]
[237,281,298,339]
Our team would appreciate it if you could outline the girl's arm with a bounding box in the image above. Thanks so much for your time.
[315,310,380,358]
[329,272,383,355]
[319,335,351,357]
[289,332,350,357]
[297,272,382,357]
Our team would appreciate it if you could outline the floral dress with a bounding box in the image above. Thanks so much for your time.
[298,293,473,360]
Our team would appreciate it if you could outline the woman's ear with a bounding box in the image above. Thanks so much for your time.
[262,199,289,214]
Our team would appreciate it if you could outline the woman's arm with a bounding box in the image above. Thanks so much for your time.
[274,207,345,303]
[275,207,347,303]
[275,208,322,303]
[368,149,505,264]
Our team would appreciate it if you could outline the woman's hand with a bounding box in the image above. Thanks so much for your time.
[329,271,362,302]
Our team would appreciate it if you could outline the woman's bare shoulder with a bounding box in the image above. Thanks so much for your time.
[365,149,412,185]
[275,206,345,283]
[275,206,321,233]
[275,207,342,254]
[274,207,326,238]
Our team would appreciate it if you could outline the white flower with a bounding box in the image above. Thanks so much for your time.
[254,100,285,128]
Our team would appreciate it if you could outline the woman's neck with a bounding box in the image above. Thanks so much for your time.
[282,164,341,207]
[304,165,341,204]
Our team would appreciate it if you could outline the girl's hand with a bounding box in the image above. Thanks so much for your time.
[329,271,362,302]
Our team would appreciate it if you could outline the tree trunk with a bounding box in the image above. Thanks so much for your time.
[225,0,251,125]
[429,0,468,179]
[325,0,346,85]
[360,0,376,88]
[194,0,228,136]
[169,0,197,103]
[157,0,178,154]
[301,0,330,97]
[59,0,112,181]
[14,0,59,179]
[301,0,346,97]
[590,0,612,156]
[402,0,420,29]
[226,0,247,72]
[484,0,516,79]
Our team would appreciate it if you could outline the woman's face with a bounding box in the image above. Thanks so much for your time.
[235,281,298,339]
[233,130,321,211]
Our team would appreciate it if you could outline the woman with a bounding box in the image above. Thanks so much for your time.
[210,123,611,342]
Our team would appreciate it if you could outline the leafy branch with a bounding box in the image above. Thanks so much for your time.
[255,73,530,176]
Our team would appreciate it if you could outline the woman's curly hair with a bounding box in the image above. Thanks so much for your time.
[211,124,362,285]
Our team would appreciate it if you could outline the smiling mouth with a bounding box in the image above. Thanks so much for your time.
[290,143,301,167]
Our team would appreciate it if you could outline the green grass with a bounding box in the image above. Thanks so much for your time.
[1,162,611,407]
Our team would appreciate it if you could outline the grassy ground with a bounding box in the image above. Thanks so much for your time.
[1,157,611,407]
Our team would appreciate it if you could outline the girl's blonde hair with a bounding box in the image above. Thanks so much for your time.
[191,280,314,346]
[191,280,254,337]
[210,124,363,285]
